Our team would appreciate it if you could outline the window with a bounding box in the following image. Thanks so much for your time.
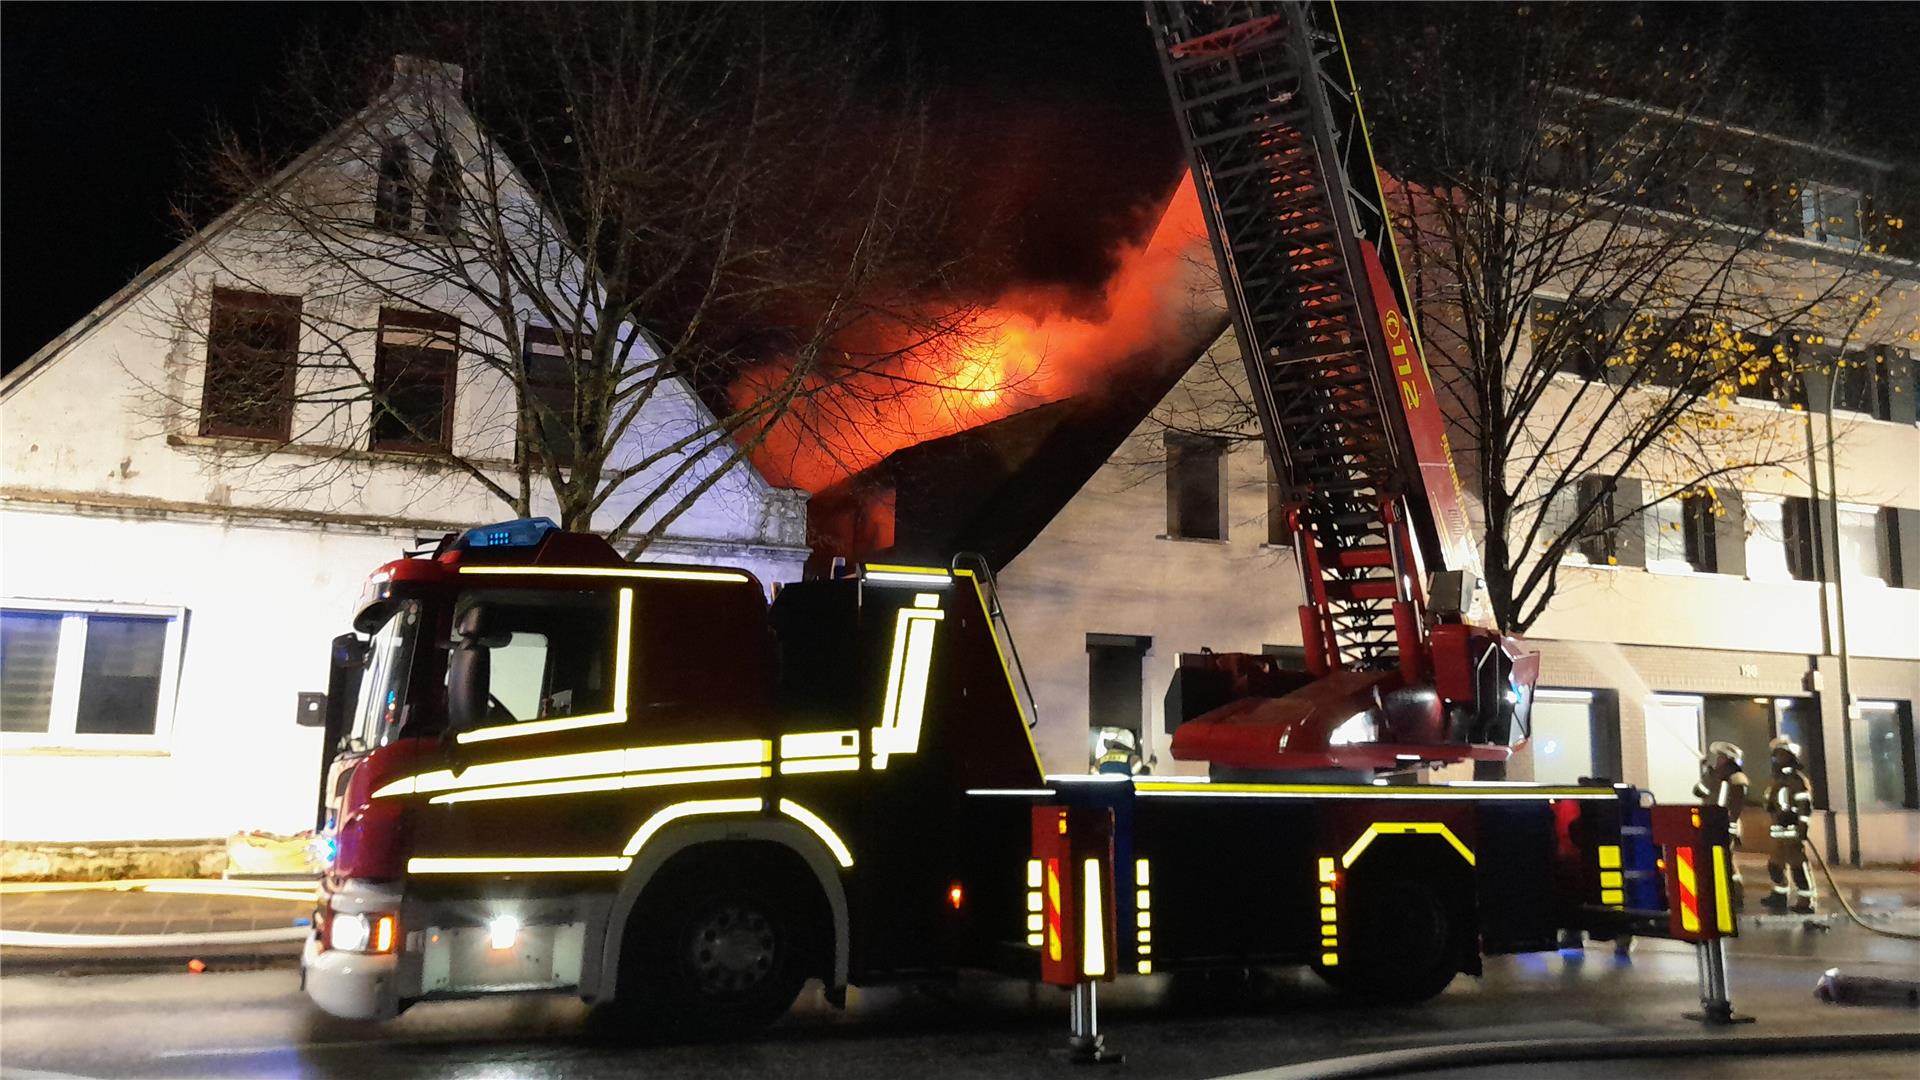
[1744,496,1794,581]
[1572,475,1644,568]
[373,142,414,231]
[1165,433,1225,540]
[0,604,183,748]
[1644,495,1690,573]
[521,326,584,468]
[1774,697,1827,810]
[1531,299,1607,380]
[1086,633,1150,761]
[1836,504,1889,584]
[201,288,299,440]
[422,151,461,238]
[1532,689,1606,785]
[371,309,458,452]
[453,589,619,735]
[1802,184,1863,244]
[1854,701,1917,811]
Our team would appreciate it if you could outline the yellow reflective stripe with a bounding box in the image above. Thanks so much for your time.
[621,797,764,857]
[1027,859,1042,889]
[1601,889,1625,905]
[778,757,859,775]
[407,856,629,874]
[457,712,623,744]
[458,565,749,583]
[778,799,854,868]
[1598,845,1622,869]
[383,738,771,800]
[1081,857,1106,978]
[1135,859,1151,887]
[1711,846,1735,933]
[628,739,771,773]
[1676,848,1700,933]
[872,600,943,768]
[1600,871,1623,888]
[1317,856,1337,883]
[1341,822,1476,868]
[425,765,768,805]
[780,730,859,759]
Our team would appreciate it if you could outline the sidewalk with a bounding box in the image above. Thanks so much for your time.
[0,879,314,974]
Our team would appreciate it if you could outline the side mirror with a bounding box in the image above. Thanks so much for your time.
[446,604,506,734]
[333,633,368,668]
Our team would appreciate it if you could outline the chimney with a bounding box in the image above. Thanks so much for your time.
[390,54,464,99]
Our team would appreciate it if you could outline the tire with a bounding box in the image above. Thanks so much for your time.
[612,863,812,1041]
[1315,877,1459,1005]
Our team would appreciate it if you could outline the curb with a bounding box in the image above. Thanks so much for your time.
[1214,1030,1920,1080]
[1,926,309,949]
[1,939,305,976]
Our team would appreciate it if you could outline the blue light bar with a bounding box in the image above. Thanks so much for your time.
[456,518,560,551]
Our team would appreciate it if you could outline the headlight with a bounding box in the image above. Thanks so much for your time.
[328,912,396,953]
[1328,712,1376,747]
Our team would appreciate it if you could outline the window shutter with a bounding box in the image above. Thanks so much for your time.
[1712,488,1746,578]
[1881,347,1916,425]
[1610,478,1645,568]
[1576,475,1612,563]
[1783,497,1819,581]
[1891,507,1920,590]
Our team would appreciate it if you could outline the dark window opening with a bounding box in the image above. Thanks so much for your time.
[373,143,415,231]
[201,289,299,440]
[521,326,584,468]
[1532,299,1607,380]
[1680,491,1719,573]
[423,151,461,238]
[1166,433,1226,540]
[372,309,458,453]
[1087,633,1150,741]
[1775,697,1829,811]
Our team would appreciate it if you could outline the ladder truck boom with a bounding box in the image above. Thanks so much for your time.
[1147,1,1537,774]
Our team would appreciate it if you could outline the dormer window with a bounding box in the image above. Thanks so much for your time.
[373,142,415,231]
[422,151,461,238]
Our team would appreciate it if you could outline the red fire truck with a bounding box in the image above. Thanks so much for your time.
[301,0,1732,1041]
[304,526,1638,1033]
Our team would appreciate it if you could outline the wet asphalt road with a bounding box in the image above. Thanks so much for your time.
[4,923,1917,1080]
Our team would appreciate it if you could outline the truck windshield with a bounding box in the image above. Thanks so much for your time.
[348,600,423,751]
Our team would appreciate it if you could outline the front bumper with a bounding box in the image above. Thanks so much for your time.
[302,933,402,1020]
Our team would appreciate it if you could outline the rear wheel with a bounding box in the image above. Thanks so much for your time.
[611,864,811,1040]
[1315,877,1460,1004]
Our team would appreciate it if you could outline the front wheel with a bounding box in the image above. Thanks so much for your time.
[610,866,810,1041]
[1314,878,1460,1004]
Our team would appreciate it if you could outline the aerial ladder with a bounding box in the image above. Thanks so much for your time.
[1147,0,1538,774]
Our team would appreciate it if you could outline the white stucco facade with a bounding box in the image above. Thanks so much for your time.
[0,70,807,844]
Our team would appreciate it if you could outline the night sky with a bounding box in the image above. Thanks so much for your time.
[5,2,1916,374]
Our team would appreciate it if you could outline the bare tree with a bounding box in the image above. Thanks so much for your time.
[1152,4,1906,633]
[153,3,983,552]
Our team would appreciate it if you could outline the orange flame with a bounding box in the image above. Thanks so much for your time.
[741,174,1219,491]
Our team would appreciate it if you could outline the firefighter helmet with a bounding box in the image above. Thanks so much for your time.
[1705,740,1743,768]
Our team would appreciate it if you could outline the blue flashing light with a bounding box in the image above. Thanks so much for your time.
[456,517,560,551]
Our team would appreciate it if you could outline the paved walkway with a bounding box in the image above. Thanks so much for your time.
[0,880,314,972]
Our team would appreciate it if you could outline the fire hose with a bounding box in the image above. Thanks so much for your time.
[1803,840,1920,942]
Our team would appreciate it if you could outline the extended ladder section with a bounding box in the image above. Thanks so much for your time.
[1147,1,1463,674]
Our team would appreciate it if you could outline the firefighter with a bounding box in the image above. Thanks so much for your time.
[1763,736,1817,914]
[1094,728,1143,777]
[1692,740,1748,911]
